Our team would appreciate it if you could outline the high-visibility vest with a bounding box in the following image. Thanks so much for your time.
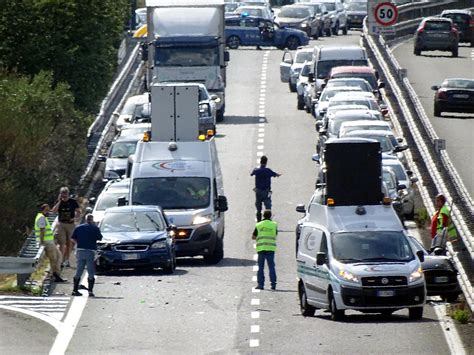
[255,219,278,252]
[437,205,457,240]
[34,213,54,242]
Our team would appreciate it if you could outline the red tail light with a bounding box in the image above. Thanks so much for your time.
[470,19,474,27]
[417,27,424,34]
[438,90,448,100]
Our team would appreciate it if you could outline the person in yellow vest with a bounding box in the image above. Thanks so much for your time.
[35,204,66,283]
[431,194,457,242]
[252,210,278,290]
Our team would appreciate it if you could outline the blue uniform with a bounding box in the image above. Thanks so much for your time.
[251,165,278,221]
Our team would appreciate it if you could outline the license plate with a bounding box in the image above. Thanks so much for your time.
[377,290,395,297]
[434,276,449,283]
[122,253,139,260]
[453,94,469,99]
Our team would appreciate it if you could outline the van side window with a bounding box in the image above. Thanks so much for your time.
[305,228,322,252]
[213,179,218,199]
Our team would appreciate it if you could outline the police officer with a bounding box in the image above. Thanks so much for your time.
[252,210,278,290]
[34,204,65,283]
[431,193,457,243]
[251,155,281,222]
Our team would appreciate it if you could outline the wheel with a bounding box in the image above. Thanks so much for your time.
[203,237,224,264]
[297,95,305,110]
[408,307,423,320]
[289,81,297,93]
[329,292,345,321]
[471,41,474,48]
[444,293,460,303]
[226,35,240,49]
[342,26,348,35]
[285,36,300,50]
[414,47,421,56]
[305,103,311,113]
[163,253,176,274]
[216,107,224,122]
[452,47,458,57]
[381,310,394,318]
[434,103,442,117]
[299,283,316,317]
[325,28,331,37]
[332,22,339,35]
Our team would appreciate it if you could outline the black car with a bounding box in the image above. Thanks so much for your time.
[408,236,461,302]
[431,78,474,116]
[441,9,474,46]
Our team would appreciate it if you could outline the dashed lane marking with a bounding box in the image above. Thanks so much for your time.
[251,299,260,306]
[250,339,260,347]
[251,311,260,319]
[251,325,260,333]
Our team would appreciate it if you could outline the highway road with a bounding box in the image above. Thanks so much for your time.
[392,40,474,198]
[0,34,465,354]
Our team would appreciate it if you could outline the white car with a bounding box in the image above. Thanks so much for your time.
[118,123,152,138]
[338,120,392,137]
[296,61,313,112]
[115,93,149,131]
[90,179,130,224]
[280,48,314,92]
[313,86,363,120]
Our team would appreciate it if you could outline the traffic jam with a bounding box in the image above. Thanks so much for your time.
[2,0,473,353]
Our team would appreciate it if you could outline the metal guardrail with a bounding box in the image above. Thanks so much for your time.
[362,20,474,311]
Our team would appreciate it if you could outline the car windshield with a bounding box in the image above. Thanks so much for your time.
[332,231,414,263]
[424,21,451,31]
[383,170,396,190]
[155,47,219,67]
[295,51,313,63]
[329,99,371,109]
[280,7,310,18]
[324,3,335,11]
[327,80,371,92]
[225,3,239,12]
[120,126,150,137]
[343,124,389,135]
[321,88,359,101]
[236,8,263,17]
[95,191,127,211]
[100,211,165,233]
[121,97,147,116]
[132,177,211,209]
[443,79,474,89]
[385,163,407,182]
[354,135,393,152]
[346,2,367,11]
[301,64,312,76]
[110,141,137,159]
[317,60,368,79]
[333,73,377,90]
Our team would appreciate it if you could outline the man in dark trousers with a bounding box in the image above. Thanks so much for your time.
[252,210,278,290]
[251,155,281,222]
[71,214,103,297]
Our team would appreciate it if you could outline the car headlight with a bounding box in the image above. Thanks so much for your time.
[338,269,359,283]
[151,240,167,249]
[301,23,308,28]
[192,214,212,225]
[409,267,423,283]
[104,170,120,179]
[199,103,211,117]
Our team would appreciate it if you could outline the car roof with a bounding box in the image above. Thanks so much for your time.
[317,45,366,59]
[345,129,393,137]
[332,91,375,99]
[441,9,472,15]
[105,205,164,213]
[328,77,371,83]
[341,120,390,127]
[104,178,130,190]
[423,17,453,23]
[330,66,375,75]
[331,110,376,119]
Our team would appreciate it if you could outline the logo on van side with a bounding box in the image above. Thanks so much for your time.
[152,161,188,173]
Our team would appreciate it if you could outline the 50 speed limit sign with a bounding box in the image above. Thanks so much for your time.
[374,2,398,26]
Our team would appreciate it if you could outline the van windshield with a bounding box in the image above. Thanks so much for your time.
[132,177,210,209]
[332,231,414,263]
[317,60,368,79]
[156,47,219,67]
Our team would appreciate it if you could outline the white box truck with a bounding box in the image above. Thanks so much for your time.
[146,0,229,121]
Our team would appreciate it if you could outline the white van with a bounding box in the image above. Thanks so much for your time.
[126,137,228,264]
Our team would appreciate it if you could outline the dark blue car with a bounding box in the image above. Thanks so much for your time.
[97,205,176,273]
[225,16,309,50]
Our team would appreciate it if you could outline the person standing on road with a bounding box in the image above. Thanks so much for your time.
[431,193,457,242]
[252,210,278,290]
[34,204,66,283]
[251,155,281,222]
[52,187,81,267]
[71,214,103,297]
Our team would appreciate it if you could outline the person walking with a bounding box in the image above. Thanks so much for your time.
[71,214,103,297]
[52,187,81,267]
[252,210,278,290]
[34,204,66,283]
[251,155,281,222]
[431,193,457,242]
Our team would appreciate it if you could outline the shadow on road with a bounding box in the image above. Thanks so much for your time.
[176,256,255,268]
[220,115,267,125]
[312,312,439,324]
[97,268,189,277]
[420,54,466,59]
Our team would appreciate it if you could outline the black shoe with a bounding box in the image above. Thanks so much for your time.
[72,290,82,296]
[271,285,276,291]
[255,285,264,290]
[79,284,88,290]
[256,46,262,50]
[53,273,67,283]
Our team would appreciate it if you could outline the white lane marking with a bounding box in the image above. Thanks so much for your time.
[258,139,264,144]
[259,110,265,115]
[251,325,260,333]
[259,118,265,122]
[252,288,261,293]
[261,85,267,89]
[0,305,62,331]
[258,114,265,118]
[258,123,265,128]
[251,311,260,319]
[250,339,260,347]
[253,265,259,272]
[258,128,265,133]
[433,304,467,355]
[253,254,258,261]
[256,151,263,157]
[258,133,265,138]
[252,275,257,282]
[257,145,264,150]
[251,299,260,306]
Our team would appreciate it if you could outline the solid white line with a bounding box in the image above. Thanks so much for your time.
[251,311,260,319]
[261,85,267,89]
[250,339,260,347]
[0,300,69,304]
[251,325,260,333]
[251,299,260,306]
[252,275,257,282]
[433,304,466,355]
[253,265,259,272]
[0,305,62,331]
[0,296,69,301]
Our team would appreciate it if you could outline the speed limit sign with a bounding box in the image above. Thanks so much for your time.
[374,2,398,26]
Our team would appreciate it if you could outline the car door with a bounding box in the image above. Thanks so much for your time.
[313,232,331,304]
[280,51,293,82]
[297,227,323,302]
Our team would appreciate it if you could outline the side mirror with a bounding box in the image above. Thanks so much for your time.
[284,58,293,64]
[410,177,419,183]
[316,252,327,265]
[316,90,322,98]
[397,137,404,143]
[397,184,407,191]
[224,51,230,62]
[216,195,228,212]
[85,206,93,214]
[308,73,315,82]
[88,197,96,205]
[117,196,127,206]
[431,85,440,91]
[140,42,148,61]
[394,144,409,152]
[315,120,322,131]
[296,204,306,213]
[210,94,221,103]
[97,155,107,162]
[378,82,385,89]
[324,11,328,15]
[416,250,425,263]
[166,224,177,232]
[312,154,321,164]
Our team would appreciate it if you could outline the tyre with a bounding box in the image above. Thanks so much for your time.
[381,310,394,318]
[163,253,176,274]
[325,28,331,37]
[452,47,458,57]
[444,293,460,303]
[226,35,240,49]
[332,22,339,36]
[216,107,225,122]
[285,36,300,50]
[408,307,423,320]
[297,95,305,110]
[434,104,442,117]
[299,283,316,317]
[203,237,224,264]
[471,41,474,48]
[329,291,345,321]
[414,47,421,56]
[342,26,348,35]
[289,81,297,93]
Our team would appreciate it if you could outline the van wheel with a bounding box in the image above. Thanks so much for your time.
[227,35,240,49]
[414,47,421,56]
[408,307,423,320]
[444,293,459,303]
[297,95,305,110]
[381,310,394,318]
[299,283,316,317]
[203,237,224,264]
[329,291,345,321]
[434,104,442,117]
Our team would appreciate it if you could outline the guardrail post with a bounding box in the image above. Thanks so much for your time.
[17,273,29,287]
